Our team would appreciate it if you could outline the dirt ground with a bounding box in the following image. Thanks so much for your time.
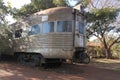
[0,58,120,80]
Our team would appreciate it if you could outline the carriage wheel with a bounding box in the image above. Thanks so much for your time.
[29,55,41,66]
[82,54,90,64]
[55,62,62,67]
[17,54,42,66]
[0,53,2,61]
[17,54,28,65]
[79,53,90,64]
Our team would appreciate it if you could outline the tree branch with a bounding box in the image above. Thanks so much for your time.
[92,33,103,42]
[109,36,120,48]
[89,0,97,9]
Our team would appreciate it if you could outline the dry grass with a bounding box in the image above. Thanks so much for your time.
[90,59,120,71]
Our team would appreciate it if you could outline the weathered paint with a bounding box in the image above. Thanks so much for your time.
[13,33,74,59]
[9,7,85,59]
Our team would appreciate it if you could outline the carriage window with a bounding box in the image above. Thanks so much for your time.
[28,24,41,35]
[76,22,84,34]
[15,29,22,38]
[57,21,72,32]
[42,22,54,33]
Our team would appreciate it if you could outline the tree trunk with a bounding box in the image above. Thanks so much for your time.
[102,36,112,59]
[105,48,112,59]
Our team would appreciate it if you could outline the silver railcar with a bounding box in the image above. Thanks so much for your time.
[9,7,89,66]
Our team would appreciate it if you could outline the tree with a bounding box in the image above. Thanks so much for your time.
[31,0,55,10]
[12,0,67,19]
[0,0,13,55]
[12,4,36,19]
[111,40,120,58]
[0,0,9,25]
[86,0,120,59]
[53,0,66,7]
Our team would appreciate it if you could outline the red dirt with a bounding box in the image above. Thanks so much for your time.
[0,60,120,80]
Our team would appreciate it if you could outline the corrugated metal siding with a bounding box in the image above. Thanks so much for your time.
[13,33,73,51]
[33,33,73,48]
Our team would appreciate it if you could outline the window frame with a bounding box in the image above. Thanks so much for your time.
[56,20,73,33]
[14,29,23,38]
[42,21,55,34]
[28,24,42,35]
[76,21,85,35]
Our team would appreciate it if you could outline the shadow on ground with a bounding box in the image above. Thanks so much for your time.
[0,56,120,80]
[90,59,120,71]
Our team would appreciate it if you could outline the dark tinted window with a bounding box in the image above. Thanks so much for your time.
[76,22,84,34]
[15,29,22,38]
[42,22,54,33]
[28,24,41,35]
[57,21,72,32]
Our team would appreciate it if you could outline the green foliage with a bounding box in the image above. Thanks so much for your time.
[12,0,91,19]
[0,26,13,53]
[12,4,37,19]
[12,0,67,19]
[0,0,7,24]
[0,0,12,25]
[112,42,120,58]
[86,8,118,24]
[86,7,120,58]
[88,8,118,22]
[87,46,103,58]
[31,0,55,10]
[0,0,13,53]
[83,0,91,7]
[53,0,66,7]
[86,8,119,38]
[0,0,8,13]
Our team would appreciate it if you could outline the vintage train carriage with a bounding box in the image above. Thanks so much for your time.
[9,7,89,66]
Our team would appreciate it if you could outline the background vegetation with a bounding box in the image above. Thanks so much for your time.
[0,0,120,59]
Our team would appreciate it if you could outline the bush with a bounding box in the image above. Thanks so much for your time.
[87,46,105,58]
[112,43,120,59]
[0,26,13,54]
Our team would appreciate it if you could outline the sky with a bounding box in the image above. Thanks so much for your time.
[3,0,80,8]
[67,0,81,6]
[4,0,31,24]
[4,0,31,9]
[3,0,80,24]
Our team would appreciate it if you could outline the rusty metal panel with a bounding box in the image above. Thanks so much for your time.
[13,33,74,59]
[10,7,85,59]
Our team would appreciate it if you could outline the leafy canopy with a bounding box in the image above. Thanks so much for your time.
[0,0,13,52]
[86,2,120,58]
[86,8,119,37]
[12,0,67,19]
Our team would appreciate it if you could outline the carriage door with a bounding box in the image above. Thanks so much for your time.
[74,20,85,48]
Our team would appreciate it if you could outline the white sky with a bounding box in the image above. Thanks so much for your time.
[4,0,31,24]
[4,0,31,9]
[4,0,80,24]
[67,0,80,6]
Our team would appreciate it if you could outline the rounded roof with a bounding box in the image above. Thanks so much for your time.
[25,7,74,25]
[34,7,73,16]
